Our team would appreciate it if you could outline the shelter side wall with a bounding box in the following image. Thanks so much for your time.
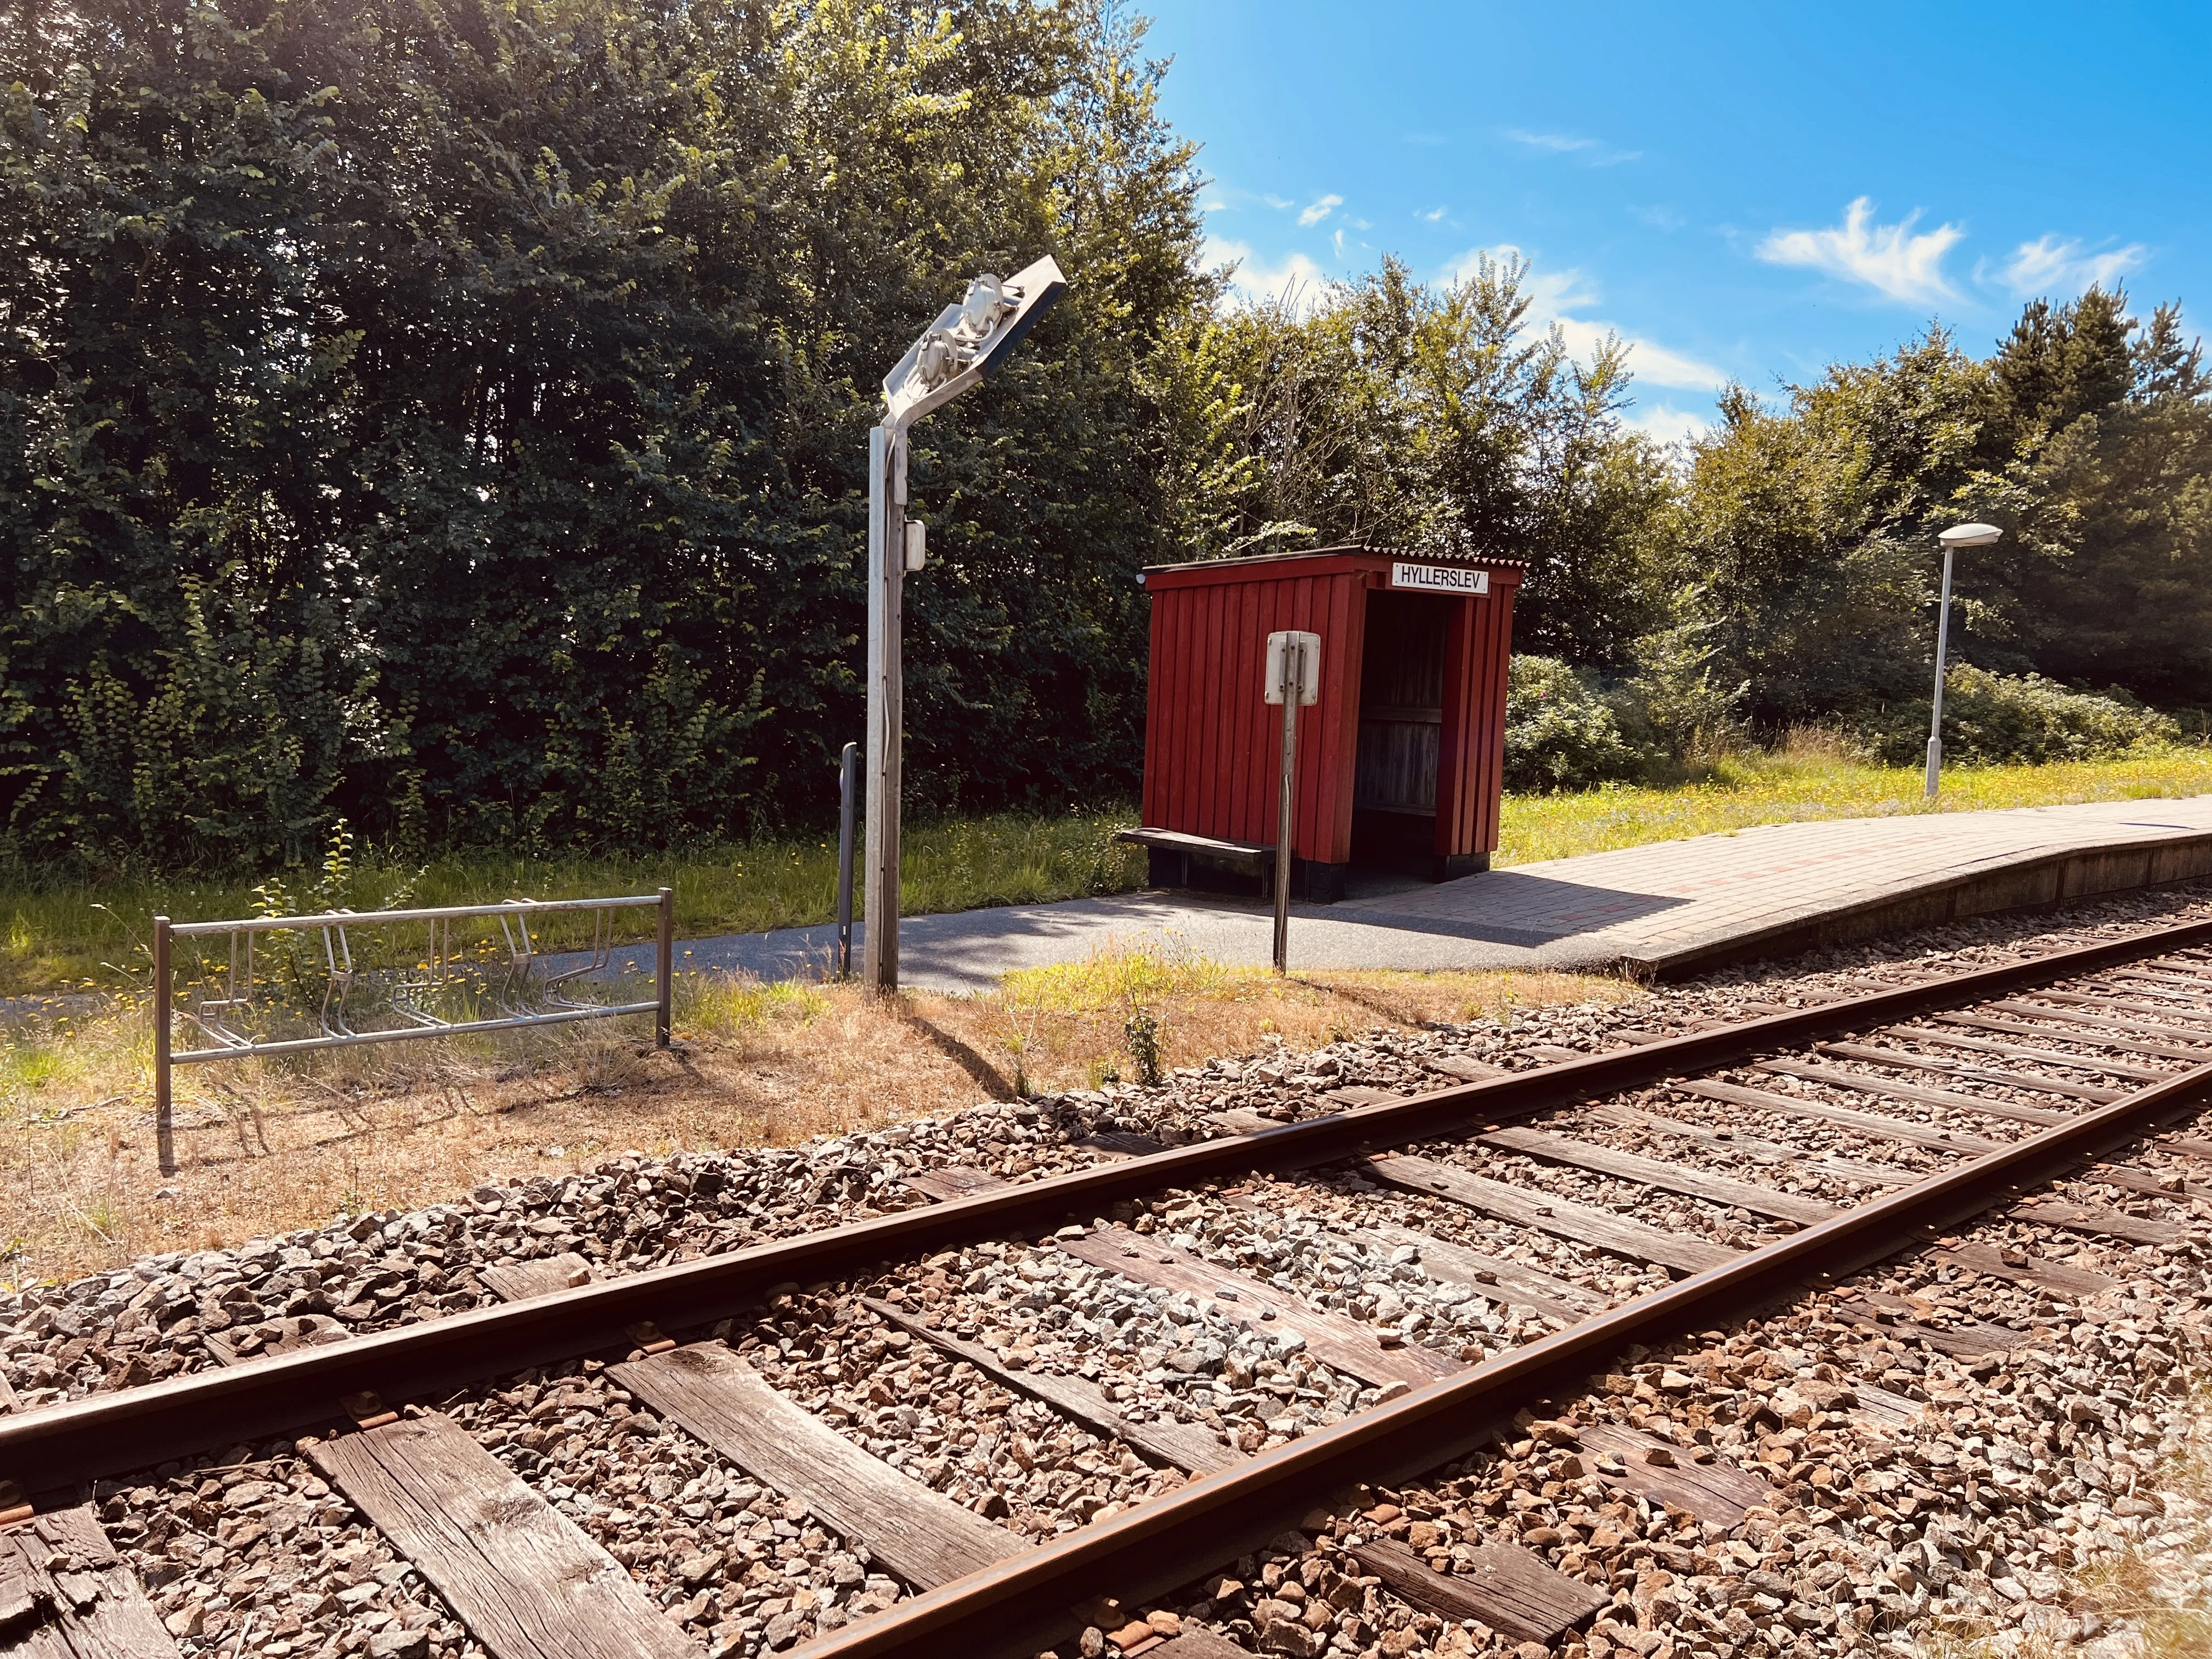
[1141,571,1364,863]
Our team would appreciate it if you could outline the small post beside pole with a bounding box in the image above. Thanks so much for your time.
[654,888,674,1048]
[837,741,859,978]
[153,915,174,1176]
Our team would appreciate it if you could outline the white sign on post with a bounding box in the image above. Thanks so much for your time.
[1263,630,1321,704]
[1389,561,1488,595]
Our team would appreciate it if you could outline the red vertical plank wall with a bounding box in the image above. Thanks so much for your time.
[1150,584,1186,836]
[1233,575,1280,849]
[1237,571,1362,863]
[1143,564,1360,860]
[1188,584,1210,830]
[1224,578,1261,842]
[1430,574,1520,859]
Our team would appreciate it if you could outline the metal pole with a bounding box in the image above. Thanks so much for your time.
[837,741,859,978]
[1925,543,1955,799]
[153,916,173,1176]
[862,425,905,994]
[1273,644,1300,975]
[654,888,674,1048]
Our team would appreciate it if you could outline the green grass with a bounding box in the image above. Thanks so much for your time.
[1496,744,2212,865]
[0,811,1146,998]
[674,973,831,1039]
[1,745,2205,1000]
[998,938,1238,1015]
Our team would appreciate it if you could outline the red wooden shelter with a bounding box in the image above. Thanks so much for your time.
[1126,546,1523,900]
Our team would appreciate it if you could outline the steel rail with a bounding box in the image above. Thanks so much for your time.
[167,895,665,938]
[5,914,2210,1496]
[802,1054,2212,1659]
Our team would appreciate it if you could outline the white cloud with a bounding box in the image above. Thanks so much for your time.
[1504,129,1640,166]
[1261,193,1293,211]
[1441,245,1726,391]
[1506,129,1596,154]
[1994,234,2148,298]
[1206,237,1330,310]
[1594,330,1729,392]
[1419,205,1448,223]
[1297,193,1343,227]
[1757,197,1963,306]
[1623,402,1709,447]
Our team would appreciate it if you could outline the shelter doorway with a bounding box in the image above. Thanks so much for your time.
[1351,589,1449,874]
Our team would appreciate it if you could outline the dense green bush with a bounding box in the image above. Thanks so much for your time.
[0,0,1206,867]
[1859,665,2179,766]
[1503,657,1648,793]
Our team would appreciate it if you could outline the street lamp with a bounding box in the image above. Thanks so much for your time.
[1925,521,2003,798]
[862,255,1068,992]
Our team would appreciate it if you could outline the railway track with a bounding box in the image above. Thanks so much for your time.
[5,915,2212,1659]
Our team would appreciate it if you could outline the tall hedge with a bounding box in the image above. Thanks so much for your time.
[0,0,1207,866]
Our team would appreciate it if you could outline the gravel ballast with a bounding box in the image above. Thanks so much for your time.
[5,880,2212,1658]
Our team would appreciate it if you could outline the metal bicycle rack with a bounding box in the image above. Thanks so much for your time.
[151,891,676,1174]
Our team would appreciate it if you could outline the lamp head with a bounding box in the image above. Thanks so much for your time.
[883,254,1068,430]
[1938,522,2004,549]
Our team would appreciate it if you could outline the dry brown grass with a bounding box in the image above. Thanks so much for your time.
[2048,1409,2212,1659]
[0,952,1634,1290]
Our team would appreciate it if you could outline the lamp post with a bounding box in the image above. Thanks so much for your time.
[862,255,1067,993]
[1925,521,2003,799]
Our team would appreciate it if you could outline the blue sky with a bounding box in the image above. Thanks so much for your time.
[1140,1,2211,443]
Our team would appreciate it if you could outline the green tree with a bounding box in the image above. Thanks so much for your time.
[1970,292,2212,701]
[1661,332,1983,727]
[1156,253,1671,667]
[0,0,1210,865]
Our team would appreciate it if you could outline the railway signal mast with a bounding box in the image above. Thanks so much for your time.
[862,256,1067,992]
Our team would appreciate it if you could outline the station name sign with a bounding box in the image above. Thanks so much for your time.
[1389,560,1489,595]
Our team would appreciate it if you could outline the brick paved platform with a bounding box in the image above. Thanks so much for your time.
[620,794,2212,992]
[1332,794,2212,977]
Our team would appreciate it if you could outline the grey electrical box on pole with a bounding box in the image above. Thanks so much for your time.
[863,255,1067,993]
[1264,629,1320,973]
